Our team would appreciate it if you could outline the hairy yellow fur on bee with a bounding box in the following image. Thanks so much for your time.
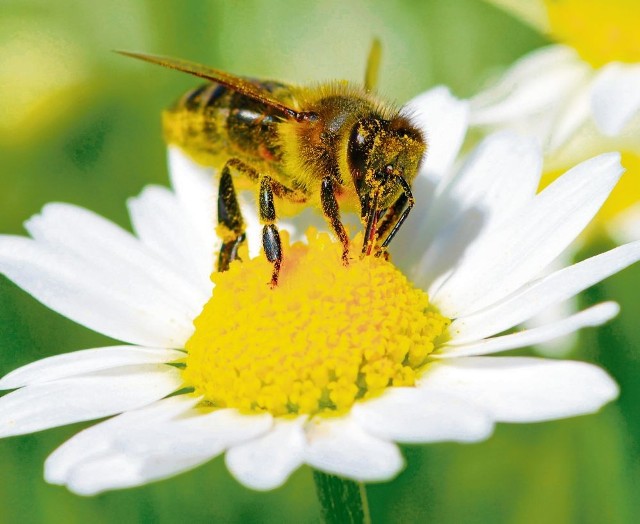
[276,81,398,210]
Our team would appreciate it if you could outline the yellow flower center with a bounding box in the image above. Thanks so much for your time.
[544,0,640,67]
[542,151,640,232]
[183,229,450,417]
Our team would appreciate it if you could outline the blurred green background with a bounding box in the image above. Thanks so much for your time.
[0,1,638,522]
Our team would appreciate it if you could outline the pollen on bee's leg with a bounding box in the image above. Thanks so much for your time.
[183,228,450,417]
[374,247,390,261]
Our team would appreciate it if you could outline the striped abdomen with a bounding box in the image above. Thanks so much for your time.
[163,80,293,169]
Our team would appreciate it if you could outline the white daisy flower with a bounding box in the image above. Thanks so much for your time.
[471,0,640,242]
[0,87,637,497]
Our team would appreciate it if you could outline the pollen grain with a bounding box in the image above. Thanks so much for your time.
[183,229,449,417]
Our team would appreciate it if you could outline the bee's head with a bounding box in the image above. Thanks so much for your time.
[347,115,426,212]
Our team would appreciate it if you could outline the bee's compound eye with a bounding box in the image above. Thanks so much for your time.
[292,111,319,123]
[303,111,319,122]
[347,117,381,180]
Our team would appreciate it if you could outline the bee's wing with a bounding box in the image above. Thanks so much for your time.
[117,51,306,120]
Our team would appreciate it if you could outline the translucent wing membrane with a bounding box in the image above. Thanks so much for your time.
[116,51,305,120]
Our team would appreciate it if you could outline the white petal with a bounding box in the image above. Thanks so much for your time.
[438,302,619,358]
[0,235,194,348]
[434,153,624,317]
[167,147,218,275]
[25,203,204,313]
[393,88,470,273]
[127,185,193,272]
[304,417,404,482]
[547,77,593,151]
[410,132,541,290]
[403,86,469,184]
[420,357,619,422]
[46,397,272,496]
[390,172,443,277]
[0,364,182,437]
[127,185,212,292]
[225,416,307,490]
[45,395,201,485]
[238,191,264,259]
[352,388,493,443]
[470,46,589,125]
[524,251,580,357]
[0,346,184,390]
[450,241,640,342]
[437,131,541,227]
[526,296,579,358]
[168,148,269,259]
[591,63,640,136]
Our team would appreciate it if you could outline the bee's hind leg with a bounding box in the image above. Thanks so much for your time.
[218,157,307,286]
[216,160,246,272]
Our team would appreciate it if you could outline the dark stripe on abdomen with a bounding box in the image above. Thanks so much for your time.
[203,84,227,109]
[182,84,209,111]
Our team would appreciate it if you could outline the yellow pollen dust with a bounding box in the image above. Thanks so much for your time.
[183,229,450,417]
[545,0,640,67]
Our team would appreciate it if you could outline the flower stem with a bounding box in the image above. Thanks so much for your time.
[313,470,371,524]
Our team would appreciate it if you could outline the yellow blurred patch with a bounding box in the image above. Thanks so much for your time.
[545,0,640,67]
[0,24,89,144]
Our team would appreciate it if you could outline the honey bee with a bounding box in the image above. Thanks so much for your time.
[119,43,426,285]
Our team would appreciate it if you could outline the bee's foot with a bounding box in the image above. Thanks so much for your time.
[374,247,389,261]
[361,241,375,258]
[268,260,281,289]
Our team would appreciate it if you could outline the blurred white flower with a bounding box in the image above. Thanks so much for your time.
[473,0,640,241]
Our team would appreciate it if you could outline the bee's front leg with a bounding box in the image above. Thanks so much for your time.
[320,176,349,264]
[376,176,415,256]
[216,159,247,272]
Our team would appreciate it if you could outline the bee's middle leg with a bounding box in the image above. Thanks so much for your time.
[216,160,246,272]
[259,176,284,286]
[320,176,349,264]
